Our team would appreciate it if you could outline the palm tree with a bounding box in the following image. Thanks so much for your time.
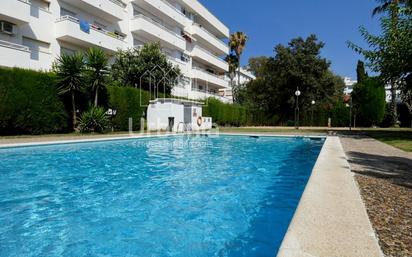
[54,53,85,130]
[229,32,248,87]
[85,48,109,107]
[225,54,239,88]
[372,0,411,16]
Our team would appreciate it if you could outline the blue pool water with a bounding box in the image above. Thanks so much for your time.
[0,135,323,257]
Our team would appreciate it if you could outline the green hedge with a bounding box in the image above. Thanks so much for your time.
[106,85,150,131]
[202,98,249,126]
[353,78,386,127]
[0,68,68,135]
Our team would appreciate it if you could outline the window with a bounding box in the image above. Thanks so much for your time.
[0,21,14,35]
[61,47,76,56]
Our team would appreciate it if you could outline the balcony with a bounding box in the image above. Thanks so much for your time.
[131,15,186,52]
[179,0,229,38]
[59,0,126,21]
[0,40,31,69]
[133,0,188,27]
[191,45,228,72]
[0,0,31,24]
[191,23,228,56]
[55,16,126,53]
[191,67,229,89]
[189,87,230,102]
[167,56,189,74]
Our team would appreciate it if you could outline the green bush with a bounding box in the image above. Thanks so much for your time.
[106,84,150,131]
[0,67,68,135]
[202,98,250,126]
[78,107,109,133]
[329,101,350,127]
[353,78,386,126]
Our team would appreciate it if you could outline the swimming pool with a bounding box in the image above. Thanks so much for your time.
[0,135,323,257]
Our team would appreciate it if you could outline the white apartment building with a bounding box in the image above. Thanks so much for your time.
[0,0,231,102]
[222,67,256,103]
[343,77,356,95]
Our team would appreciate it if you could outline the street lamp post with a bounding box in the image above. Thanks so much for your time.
[106,108,117,132]
[311,100,316,127]
[345,95,353,131]
[349,95,353,131]
[294,87,301,129]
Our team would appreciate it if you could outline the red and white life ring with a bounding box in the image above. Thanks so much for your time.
[197,116,203,127]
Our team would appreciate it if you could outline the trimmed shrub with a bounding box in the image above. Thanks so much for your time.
[202,98,250,126]
[106,84,150,131]
[353,78,386,127]
[0,67,68,135]
[78,107,109,133]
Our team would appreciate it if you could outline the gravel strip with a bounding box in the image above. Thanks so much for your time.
[340,135,412,257]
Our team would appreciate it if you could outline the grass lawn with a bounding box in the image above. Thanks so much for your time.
[364,130,412,152]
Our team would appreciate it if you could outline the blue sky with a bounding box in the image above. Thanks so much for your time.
[199,0,382,79]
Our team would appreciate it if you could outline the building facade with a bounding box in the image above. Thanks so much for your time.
[222,67,256,103]
[0,0,230,102]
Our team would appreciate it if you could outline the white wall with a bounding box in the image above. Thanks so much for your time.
[147,100,212,132]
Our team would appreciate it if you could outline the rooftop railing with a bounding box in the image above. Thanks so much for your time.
[56,15,126,41]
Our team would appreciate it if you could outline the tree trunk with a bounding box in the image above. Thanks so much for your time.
[237,55,241,88]
[405,102,412,128]
[390,82,398,126]
[94,87,99,107]
[71,91,77,131]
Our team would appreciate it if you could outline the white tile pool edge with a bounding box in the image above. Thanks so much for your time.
[0,132,325,149]
[277,136,383,257]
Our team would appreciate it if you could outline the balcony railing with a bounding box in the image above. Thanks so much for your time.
[56,15,126,41]
[167,56,187,65]
[193,23,226,47]
[133,14,184,40]
[191,87,219,95]
[0,39,30,52]
[193,45,226,61]
[158,0,187,19]
[109,0,126,8]
[193,66,225,80]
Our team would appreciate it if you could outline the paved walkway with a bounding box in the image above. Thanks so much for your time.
[340,135,412,257]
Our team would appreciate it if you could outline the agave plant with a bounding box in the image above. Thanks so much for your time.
[78,107,109,133]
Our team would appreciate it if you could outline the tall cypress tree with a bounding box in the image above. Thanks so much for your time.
[356,60,368,83]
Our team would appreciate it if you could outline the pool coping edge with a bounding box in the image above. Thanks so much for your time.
[277,136,383,257]
[0,132,326,149]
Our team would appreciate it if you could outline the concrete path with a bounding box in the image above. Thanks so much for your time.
[278,137,383,257]
[340,135,412,188]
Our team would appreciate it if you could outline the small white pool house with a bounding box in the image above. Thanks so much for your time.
[147,98,212,132]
